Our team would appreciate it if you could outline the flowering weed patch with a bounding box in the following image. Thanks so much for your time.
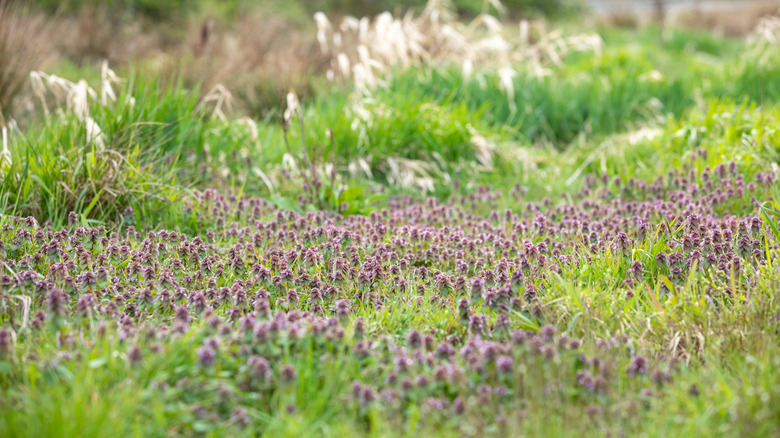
[1,151,779,435]
[2,1,780,436]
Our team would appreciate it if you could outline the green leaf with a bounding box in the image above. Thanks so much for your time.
[82,187,106,218]
[367,193,387,204]
[658,274,675,295]
[268,196,302,213]
[758,201,780,240]
[88,357,108,368]
[337,186,363,205]
[192,421,213,433]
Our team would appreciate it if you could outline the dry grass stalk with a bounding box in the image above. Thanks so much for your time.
[752,13,780,44]
[29,62,125,149]
[314,0,602,97]
[197,84,234,121]
[10,6,325,119]
[746,9,780,65]
[281,91,341,210]
[0,125,9,171]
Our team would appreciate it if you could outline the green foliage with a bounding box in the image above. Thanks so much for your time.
[315,91,485,171]
[4,20,780,438]
[380,28,780,148]
[0,75,258,228]
[0,115,177,227]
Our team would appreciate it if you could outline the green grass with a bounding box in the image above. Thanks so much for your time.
[221,26,780,201]
[0,76,262,230]
[375,27,779,148]
[2,22,780,437]
[7,26,779,224]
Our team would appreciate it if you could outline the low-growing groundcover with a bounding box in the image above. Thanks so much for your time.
[4,3,780,437]
[1,154,780,436]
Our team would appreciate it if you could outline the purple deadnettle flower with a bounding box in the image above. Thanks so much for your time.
[197,346,216,367]
[627,356,648,376]
[0,328,13,358]
[174,305,190,325]
[406,330,422,349]
[281,364,297,382]
[248,355,272,381]
[46,289,68,317]
[128,346,143,365]
[496,355,513,374]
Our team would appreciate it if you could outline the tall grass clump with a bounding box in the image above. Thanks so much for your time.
[381,53,692,146]
[0,66,260,228]
[278,88,497,193]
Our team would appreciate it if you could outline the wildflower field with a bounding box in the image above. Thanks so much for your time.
[2,0,780,436]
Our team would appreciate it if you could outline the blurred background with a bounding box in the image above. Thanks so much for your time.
[3,0,779,121]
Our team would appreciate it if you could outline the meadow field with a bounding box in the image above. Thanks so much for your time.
[2,0,780,436]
